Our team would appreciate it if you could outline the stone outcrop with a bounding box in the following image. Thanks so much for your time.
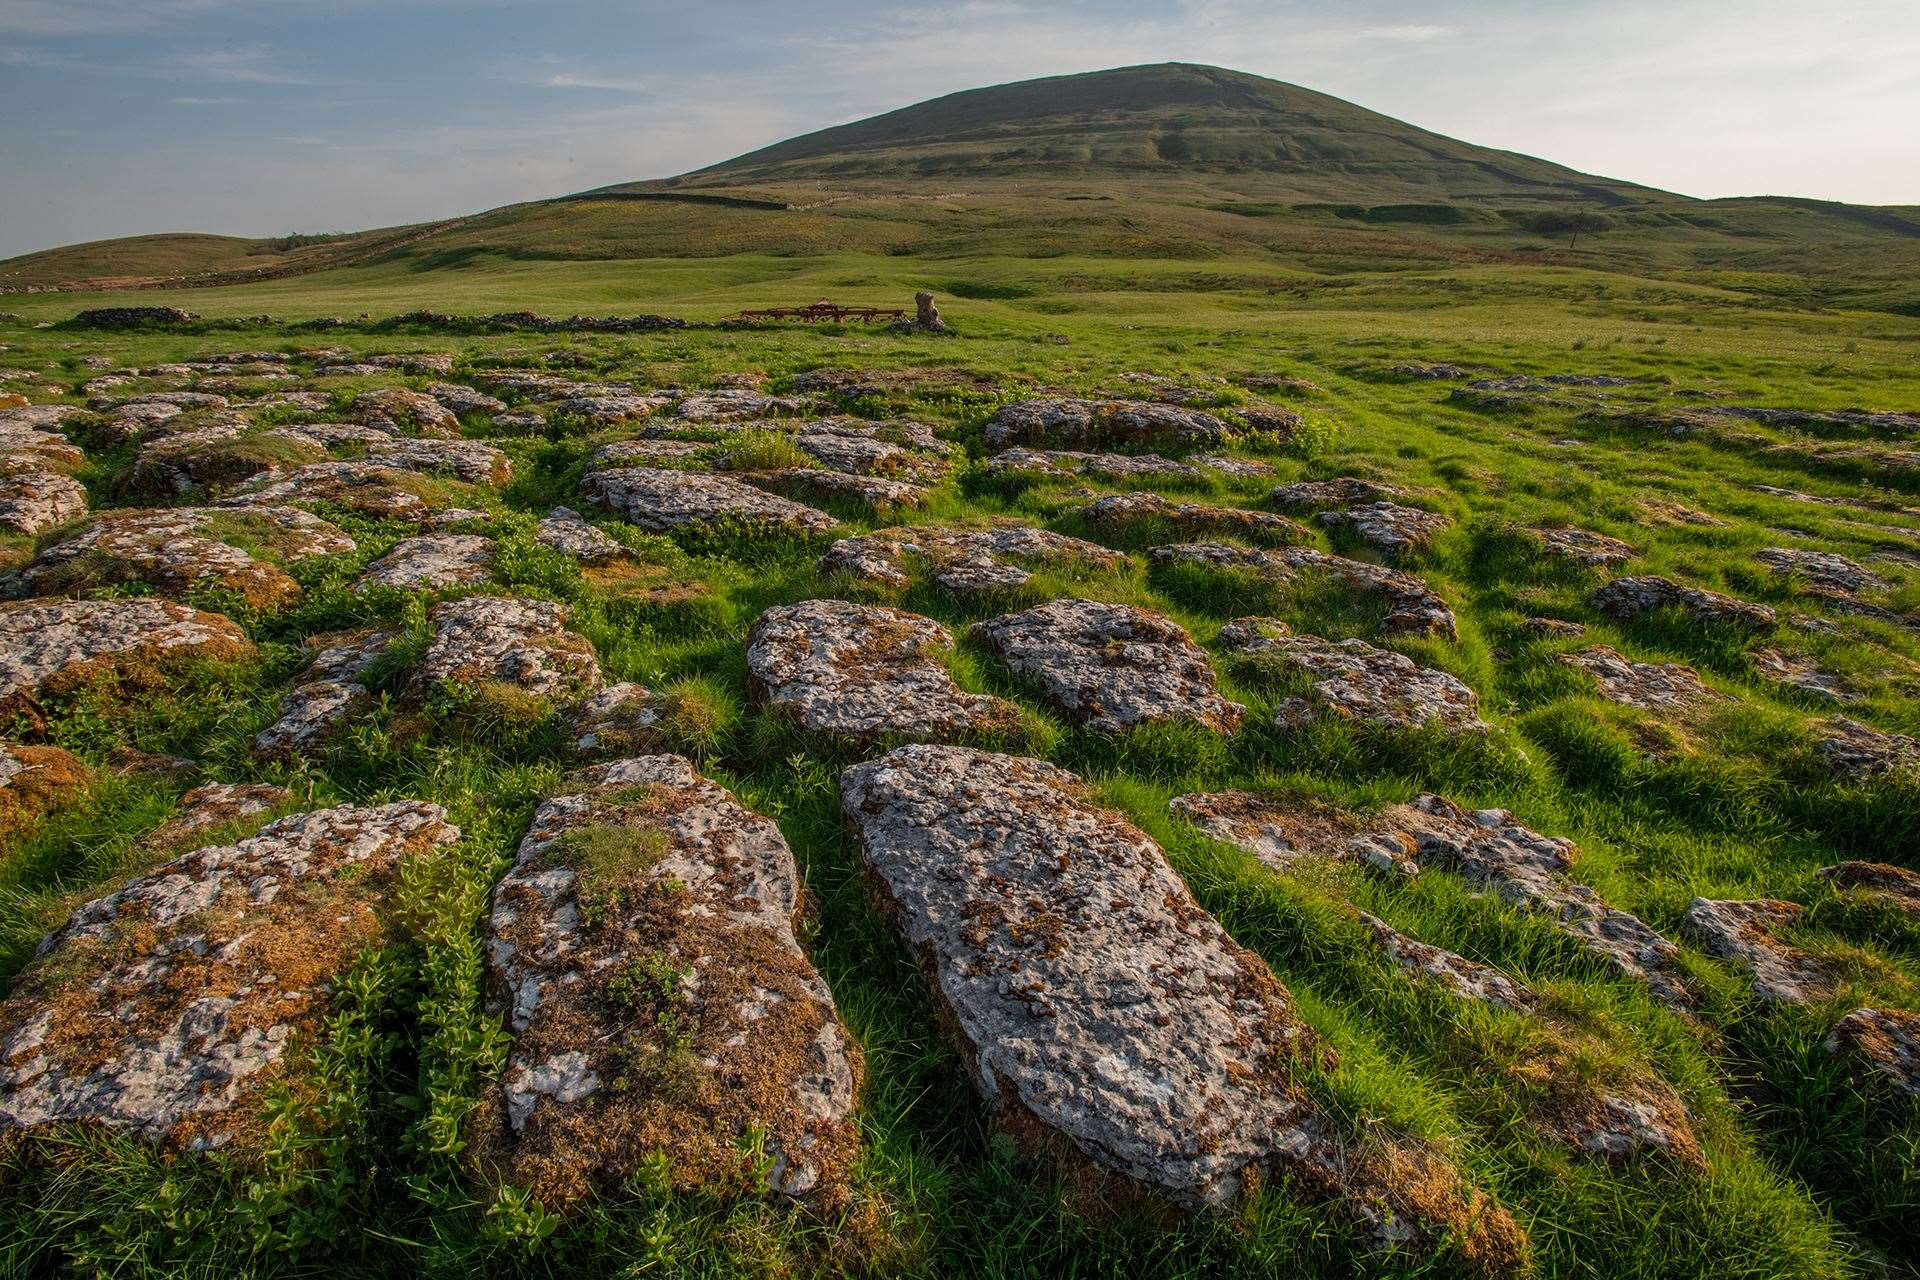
[1219,617,1486,733]
[0,802,457,1149]
[417,597,602,701]
[426,381,506,415]
[1819,861,1920,916]
[1754,547,1886,598]
[973,599,1243,734]
[350,387,459,436]
[1268,477,1402,510]
[583,467,837,536]
[986,447,1204,483]
[480,756,860,1207]
[1080,492,1310,546]
[0,469,87,535]
[1592,576,1776,632]
[220,461,440,522]
[984,398,1235,452]
[1150,543,1457,639]
[1826,1009,1920,1095]
[536,507,626,565]
[1558,646,1720,710]
[253,629,396,758]
[747,599,1018,741]
[1681,898,1831,1003]
[0,598,253,731]
[1529,526,1635,567]
[1318,502,1451,560]
[1749,647,1852,702]
[365,437,512,486]
[739,467,926,512]
[1360,914,1537,1012]
[1168,790,1417,875]
[354,533,495,592]
[670,390,810,422]
[1817,716,1920,778]
[820,521,1124,593]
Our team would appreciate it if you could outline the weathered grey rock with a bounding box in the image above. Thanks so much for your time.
[1169,790,1419,876]
[350,387,458,436]
[986,446,1205,483]
[1529,526,1635,567]
[0,404,85,435]
[1150,543,1458,639]
[1682,898,1830,1003]
[552,393,672,425]
[739,467,926,512]
[820,521,1125,593]
[791,418,951,481]
[1826,1009,1920,1095]
[588,438,712,469]
[1359,914,1537,1012]
[1818,716,1920,778]
[266,421,393,450]
[1190,453,1274,479]
[1081,492,1310,546]
[670,390,809,421]
[158,782,293,842]
[1750,647,1853,702]
[536,506,626,565]
[354,533,495,592]
[1268,477,1402,510]
[0,469,86,535]
[568,682,671,756]
[973,599,1242,734]
[416,596,601,701]
[983,398,1234,451]
[1219,618,1486,733]
[252,629,395,758]
[481,756,860,1206]
[747,600,1017,741]
[1592,576,1776,632]
[841,746,1521,1260]
[583,467,837,536]
[220,461,438,521]
[0,802,457,1148]
[0,598,253,728]
[1755,547,1887,597]
[1558,645,1721,710]
[426,381,507,415]
[0,423,86,472]
[323,352,455,376]
[1819,861,1920,916]
[365,436,512,485]
[491,408,548,433]
[1319,502,1451,561]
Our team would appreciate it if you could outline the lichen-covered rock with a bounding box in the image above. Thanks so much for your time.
[426,381,507,415]
[1169,790,1420,875]
[1682,898,1831,1003]
[1150,542,1458,639]
[583,467,836,536]
[1529,526,1635,567]
[1558,645,1722,710]
[1081,492,1310,546]
[266,421,393,451]
[1750,647,1853,702]
[1319,502,1452,560]
[479,756,860,1207]
[354,533,494,592]
[747,599,1018,742]
[841,746,1523,1265]
[1267,477,1402,510]
[974,598,1243,734]
[819,521,1124,593]
[0,598,253,731]
[1522,617,1587,638]
[1360,914,1537,1012]
[1818,716,1920,778]
[790,418,951,481]
[0,422,87,474]
[9,507,351,611]
[670,390,810,421]
[351,387,459,436]
[1592,576,1777,632]
[220,461,438,522]
[416,596,601,701]
[986,446,1204,482]
[0,802,457,1148]
[568,682,673,757]
[536,507,626,565]
[157,782,294,844]
[1190,453,1274,479]
[1826,1008,1920,1095]
[552,393,673,425]
[1754,547,1887,598]
[1819,861,1920,916]
[0,742,90,848]
[365,437,512,486]
[1219,618,1486,733]
[252,629,395,759]
[983,398,1234,451]
[0,469,87,535]
[739,467,926,512]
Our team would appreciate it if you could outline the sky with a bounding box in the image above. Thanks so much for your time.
[3,0,1918,259]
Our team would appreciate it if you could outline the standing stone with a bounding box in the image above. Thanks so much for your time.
[914,292,944,331]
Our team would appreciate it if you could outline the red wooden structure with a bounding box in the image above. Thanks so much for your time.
[728,298,907,325]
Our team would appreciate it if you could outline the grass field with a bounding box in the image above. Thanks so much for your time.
[0,225,1918,1280]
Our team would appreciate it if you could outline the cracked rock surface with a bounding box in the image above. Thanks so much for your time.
[537,506,626,564]
[1592,576,1777,632]
[984,398,1234,451]
[583,467,837,535]
[253,629,396,758]
[1081,492,1310,545]
[986,446,1204,482]
[0,598,253,729]
[221,461,439,522]
[1529,526,1635,566]
[820,521,1124,593]
[1150,542,1458,639]
[365,437,512,486]
[1318,501,1451,560]
[355,533,495,592]
[0,802,457,1149]
[1558,645,1721,710]
[417,596,602,701]
[739,467,926,511]
[1682,898,1831,1003]
[1360,914,1537,1012]
[1268,477,1402,510]
[973,598,1243,733]
[0,469,87,535]
[1220,617,1485,733]
[1754,547,1887,597]
[748,599,1018,741]
[1827,1009,1920,1095]
[480,755,860,1206]
[1817,716,1920,778]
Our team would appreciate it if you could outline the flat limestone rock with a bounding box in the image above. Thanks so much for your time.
[220,461,439,522]
[1754,547,1887,598]
[158,782,294,843]
[568,682,672,757]
[8,507,352,612]
[1169,790,1418,876]
[1190,453,1275,479]
[790,418,951,481]
[1268,477,1403,510]
[350,387,459,436]
[1150,542,1458,639]
[986,446,1204,482]
[0,469,88,535]
[1359,914,1536,1013]
[480,756,860,1207]
[365,437,512,486]
[1818,716,1920,778]
[1826,1009,1920,1095]
[1592,575,1777,632]
[426,381,506,415]
[0,598,253,730]
[973,598,1243,734]
[0,802,458,1149]
[536,506,626,565]
[1318,501,1451,560]
[583,467,837,536]
[747,599,1018,741]
[0,423,86,473]
[670,390,810,421]
[1681,898,1831,1003]
[355,533,495,592]
[267,421,394,450]
[739,467,926,512]
[1081,492,1310,546]
[820,521,1124,593]
[1219,618,1486,733]
[983,398,1233,451]
[841,746,1522,1264]
[1529,526,1635,567]
[1558,645,1721,710]
[552,393,673,425]
[416,596,602,701]
[253,629,396,758]
[0,742,90,847]
[1819,861,1920,916]
[1750,646,1853,702]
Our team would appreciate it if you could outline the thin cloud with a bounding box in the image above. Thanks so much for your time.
[170,95,247,104]
[171,45,330,86]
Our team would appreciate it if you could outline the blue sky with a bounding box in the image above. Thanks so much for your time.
[3,0,1916,259]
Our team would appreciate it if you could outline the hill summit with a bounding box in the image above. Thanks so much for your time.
[629,62,1653,207]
